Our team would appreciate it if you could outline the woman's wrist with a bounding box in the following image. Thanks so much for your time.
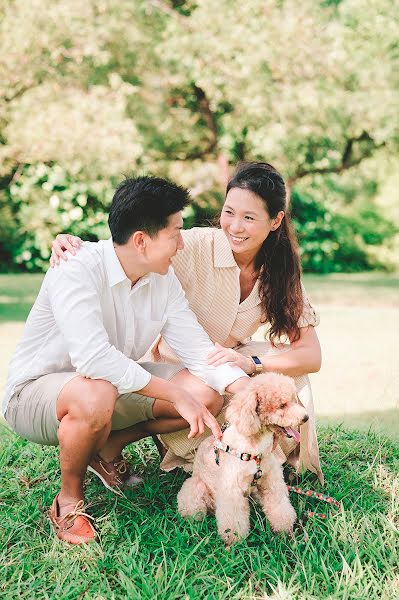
[247,356,257,375]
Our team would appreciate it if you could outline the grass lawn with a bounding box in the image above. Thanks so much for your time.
[1,425,398,600]
[0,272,398,599]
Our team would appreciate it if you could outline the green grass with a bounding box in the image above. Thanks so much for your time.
[302,272,399,308]
[1,272,398,323]
[1,272,398,598]
[1,424,398,600]
[0,273,44,322]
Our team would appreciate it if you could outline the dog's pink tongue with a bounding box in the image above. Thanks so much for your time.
[284,427,301,443]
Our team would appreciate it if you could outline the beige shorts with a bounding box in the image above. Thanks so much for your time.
[4,361,183,446]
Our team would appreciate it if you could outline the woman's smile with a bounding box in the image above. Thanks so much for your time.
[229,234,249,244]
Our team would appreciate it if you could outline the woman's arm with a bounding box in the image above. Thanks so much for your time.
[260,326,322,376]
[50,234,82,267]
[208,326,322,377]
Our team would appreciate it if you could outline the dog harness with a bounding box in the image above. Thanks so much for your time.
[213,425,342,542]
[213,422,263,487]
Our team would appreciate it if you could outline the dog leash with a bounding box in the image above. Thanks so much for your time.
[287,487,341,543]
[287,485,341,520]
[214,425,341,526]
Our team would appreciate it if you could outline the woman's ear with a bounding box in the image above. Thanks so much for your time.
[271,210,285,231]
[226,388,261,437]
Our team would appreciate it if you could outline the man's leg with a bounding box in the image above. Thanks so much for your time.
[98,369,223,461]
[56,376,118,515]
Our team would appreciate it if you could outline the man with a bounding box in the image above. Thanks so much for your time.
[3,176,249,545]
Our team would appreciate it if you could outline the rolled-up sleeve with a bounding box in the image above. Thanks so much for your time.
[47,258,151,393]
[161,271,247,394]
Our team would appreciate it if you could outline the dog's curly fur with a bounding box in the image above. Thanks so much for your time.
[177,372,309,545]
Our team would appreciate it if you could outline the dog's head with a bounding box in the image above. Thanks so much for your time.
[225,372,309,440]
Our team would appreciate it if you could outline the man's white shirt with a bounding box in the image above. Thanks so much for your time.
[3,239,247,415]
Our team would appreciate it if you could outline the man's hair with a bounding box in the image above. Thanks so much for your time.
[108,176,191,244]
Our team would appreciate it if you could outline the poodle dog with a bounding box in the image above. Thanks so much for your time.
[177,372,309,545]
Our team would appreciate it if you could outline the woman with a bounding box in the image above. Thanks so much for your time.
[51,162,324,483]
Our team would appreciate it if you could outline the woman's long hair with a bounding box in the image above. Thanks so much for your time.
[226,162,303,344]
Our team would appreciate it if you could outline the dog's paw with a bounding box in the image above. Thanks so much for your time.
[267,502,297,534]
[218,521,250,545]
[220,527,244,546]
[179,507,206,521]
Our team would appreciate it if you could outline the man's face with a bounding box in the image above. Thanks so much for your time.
[144,211,184,275]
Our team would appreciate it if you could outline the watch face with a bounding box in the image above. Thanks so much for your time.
[251,356,262,366]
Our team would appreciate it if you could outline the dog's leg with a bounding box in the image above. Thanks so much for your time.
[215,478,250,545]
[177,475,211,521]
[258,456,296,534]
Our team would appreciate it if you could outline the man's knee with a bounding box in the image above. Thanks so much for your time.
[201,387,223,416]
[170,370,224,416]
[58,377,117,430]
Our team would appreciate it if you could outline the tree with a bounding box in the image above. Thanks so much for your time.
[149,0,399,191]
[0,0,398,270]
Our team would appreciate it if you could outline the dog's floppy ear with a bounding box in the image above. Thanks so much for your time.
[226,387,261,437]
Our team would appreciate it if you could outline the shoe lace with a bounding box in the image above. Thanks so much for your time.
[113,458,127,475]
[58,500,94,530]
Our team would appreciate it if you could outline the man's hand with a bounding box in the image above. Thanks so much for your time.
[172,391,222,440]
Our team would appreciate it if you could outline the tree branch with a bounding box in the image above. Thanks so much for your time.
[148,0,190,26]
[192,84,218,155]
[288,131,385,187]
[3,82,38,103]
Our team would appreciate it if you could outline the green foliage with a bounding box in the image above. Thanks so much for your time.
[1,164,113,271]
[1,0,399,271]
[1,161,396,273]
[291,189,397,273]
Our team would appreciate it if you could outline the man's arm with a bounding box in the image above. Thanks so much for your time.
[161,270,249,394]
[47,256,222,438]
[47,254,152,393]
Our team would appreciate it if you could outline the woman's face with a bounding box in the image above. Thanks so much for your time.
[220,187,284,258]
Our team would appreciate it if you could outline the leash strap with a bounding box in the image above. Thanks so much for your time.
[214,424,341,518]
[287,485,341,519]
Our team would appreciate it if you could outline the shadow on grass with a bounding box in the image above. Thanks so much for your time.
[319,408,399,444]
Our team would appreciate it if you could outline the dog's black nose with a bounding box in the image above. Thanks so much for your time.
[302,414,309,423]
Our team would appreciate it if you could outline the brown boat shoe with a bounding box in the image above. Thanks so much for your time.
[49,494,96,545]
[87,454,143,495]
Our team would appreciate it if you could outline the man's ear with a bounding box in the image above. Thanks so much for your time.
[130,230,146,253]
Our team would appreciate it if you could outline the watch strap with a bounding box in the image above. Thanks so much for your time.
[250,355,263,376]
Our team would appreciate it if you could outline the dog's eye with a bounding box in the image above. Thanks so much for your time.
[280,403,287,409]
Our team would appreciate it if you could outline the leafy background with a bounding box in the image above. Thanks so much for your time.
[1,0,398,272]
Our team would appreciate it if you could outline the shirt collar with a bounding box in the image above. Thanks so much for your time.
[103,238,152,289]
[213,229,238,268]
[103,238,129,287]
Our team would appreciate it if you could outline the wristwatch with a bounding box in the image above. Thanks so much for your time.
[250,355,263,376]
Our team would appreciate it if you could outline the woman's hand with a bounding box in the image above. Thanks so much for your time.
[208,343,255,375]
[50,234,82,267]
